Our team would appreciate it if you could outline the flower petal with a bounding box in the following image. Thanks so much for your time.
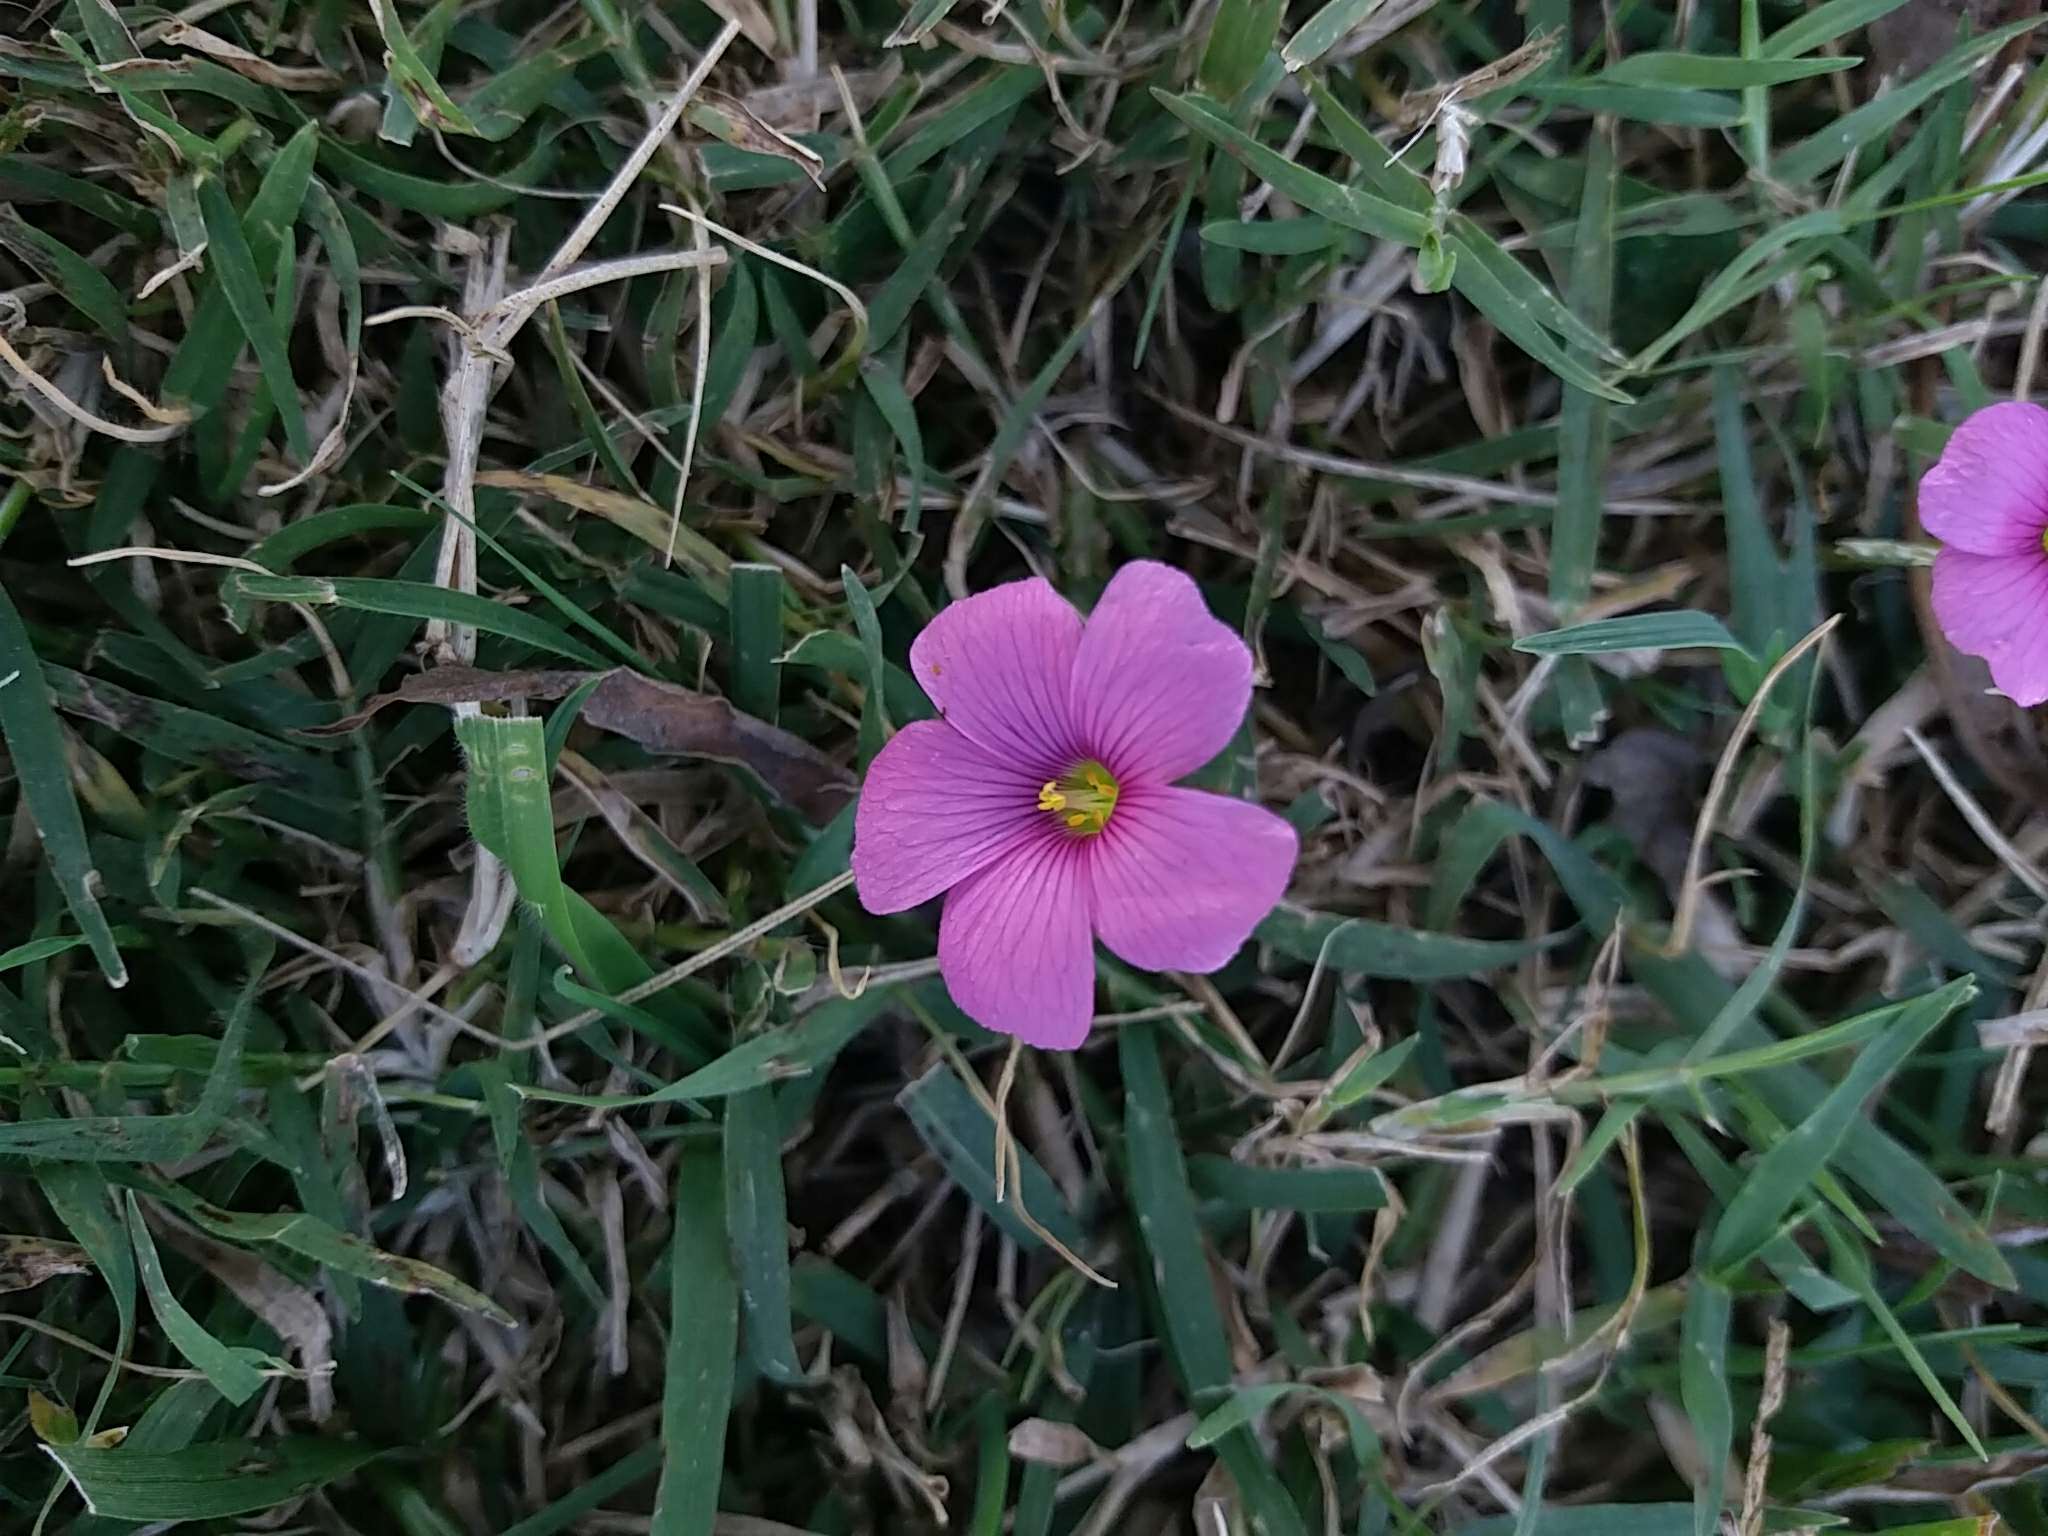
[909,577,1084,777]
[1087,784,1297,973]
[938,832,1095,1049]
[1932,547,2048,706]
[1070,561,1253,785]
[852,720,1044,913]
[1920,401,2048,556]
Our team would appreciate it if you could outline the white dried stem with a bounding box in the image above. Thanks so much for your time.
[538,22,741,286]
[477,248,726,346]
[0,331,183,443]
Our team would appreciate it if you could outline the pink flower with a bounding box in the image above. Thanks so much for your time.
[851,562,1299,1050]
[1924,400,2048,706]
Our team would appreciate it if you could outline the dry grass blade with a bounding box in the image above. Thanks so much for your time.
[1667,615,1841,955]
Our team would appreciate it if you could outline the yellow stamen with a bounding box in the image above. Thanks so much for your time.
[1039,759,1119,836]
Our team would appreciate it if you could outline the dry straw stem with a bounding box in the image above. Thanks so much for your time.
[926,1031,1116,1291]
[0,1311,322,1384]
[1737,1319,1790,1536]
[1907,724,2048,906]
[1151,393,1691,514]
[659,201,871,387]
[416,24,739,962]
[419,26,740,613]
[1411,1124,1651,1508]
[187,888,499,1049]
[0,331,183,444]
[1666,613,1842,956]
[70,546,351,696]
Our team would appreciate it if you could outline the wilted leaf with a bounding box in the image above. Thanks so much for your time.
[1007,1419,1103,1467]
[0,1233,94,1293]
[159,23,339,90]
[688,92,826,188]
[29,1390,79,1445]
[311,665,854,824]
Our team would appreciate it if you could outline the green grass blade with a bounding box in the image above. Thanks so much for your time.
[1706,979,1973,1274]
[506,1447,661,1536]
[195,175,311,463]
[1515,612,1745,656]
[315,132,561,217]
[0,211,128,340]
[1773,20,2039,186]
[651,1146,738,1536]
[36,1160,137,1432]
[966,1393,1010,1536]
[1123,1024,1308,1536]
[897,1062,1085,1253]
[1824,1221,1986,1458]
[859,357,928,537]
[1187,1156,1387,1212]
[1199,0,1285,101]
[367,0,480,136]
[727,563,784,724]
[1157,90,1430,245]
[47,1439,380,1521]
[235,572,610,666]
[1281,0,1389,72]
[1763,0,1915,56]
[842,564,891,767]
[1257,907,1556,978]
[724,1087,804,1384]
[0,582,125,985]
[124,1194,266,1406]
[1679,1276,1733,1536]
[1598,52,1857,88]
[1447,232,1630,401]
[1525,82,1742,126]
[457,714,592,973]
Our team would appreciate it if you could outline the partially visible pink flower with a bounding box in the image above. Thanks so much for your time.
[851,561,1298,1049]
[1924,400,2048,706]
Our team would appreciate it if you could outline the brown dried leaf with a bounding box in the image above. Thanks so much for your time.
[742,60,900,130]
[155,1217,338,1421]
[586,670,853,823]
[1432,1281,1688,1400]
[688,93,827,189]
[0,1234,92,1293]
[158,23,340,90]
[314,666,855,825]
[1007,1418,1103,1468]
[1878,1445,2048,1497]
[1394,29,1558,128]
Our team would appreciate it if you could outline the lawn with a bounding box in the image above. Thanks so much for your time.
[3,0,2048,1532]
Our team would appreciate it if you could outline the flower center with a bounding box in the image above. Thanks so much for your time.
[1037,760,1119,836]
